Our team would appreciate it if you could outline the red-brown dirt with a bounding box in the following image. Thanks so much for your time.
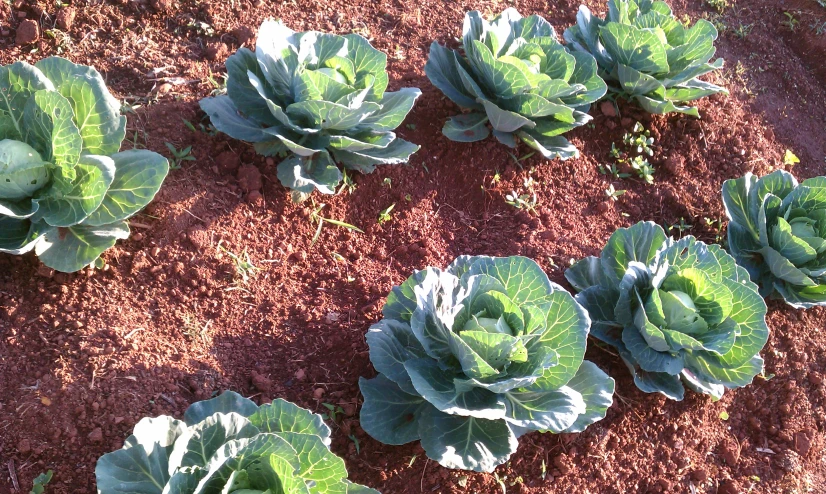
[1,0,825,493]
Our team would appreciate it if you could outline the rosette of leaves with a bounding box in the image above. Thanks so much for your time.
[563,0,727,117]
[0,57,169,272]
[565,221,769,401]
[95,391,378,494]
[200,19,421,201]
[359,255,615,472]
[723,170,826,308]
[424,9,607,160]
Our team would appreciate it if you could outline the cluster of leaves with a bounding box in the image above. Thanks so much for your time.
[359,255,614,472]
[200,19,421,201]
[425,9,607,160]
[30,470,53,494]
[603,121,656,183]
[95,391,378,493]
[0,57,169,272]
[564,0,728,116]
[566,221,769,401]
[723,170,826,308]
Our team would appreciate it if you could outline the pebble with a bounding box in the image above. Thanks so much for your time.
[15,19,39,44]
[56,7,76,31]
[717,480,741,494]
[88,428,103,443]
[18,438,31,454]
[600,101,617,117]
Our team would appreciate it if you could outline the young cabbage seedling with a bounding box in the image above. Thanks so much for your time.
[604,184,626,201]
[377,203,395,224]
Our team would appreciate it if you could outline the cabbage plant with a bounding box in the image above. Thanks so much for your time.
[723,170,826,308]
[359,255,615,472]
[0,57,169,272]
[200,19,421,200]
[96,391,378,494]
[563,0,727,117]
[565,222,769,401]
[425,9,607,160]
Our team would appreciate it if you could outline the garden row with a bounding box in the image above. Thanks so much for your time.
[0,0,824,493]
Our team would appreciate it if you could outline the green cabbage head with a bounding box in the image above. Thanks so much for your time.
[359,255,615,472]
[425,9,607,160]
[0,57,169,272]
[566,221,769,401]
[563,0,727,117]
[723,170,826,308]
[200,19,421,201]
[96,391,378,494]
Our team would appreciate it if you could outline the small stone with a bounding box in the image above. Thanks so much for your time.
[664,155,684,175]
[246,190,263,204]
[313,387,325,399]
[204,42,229,61]
[157,83,173,94]
[721,441,740,466]
[717,479,742,494]
[233,25,255,45]
[323,312,341,325]
[15,19,39,45]
[236,164,262,192]
[691,469,708,482]
[600,101,617,117]
[150,0,173,12]
[56,7,76,31]
[88,428,104,443]
[37,265,55,278]
[794,430,813,457]
[215,151,240,174]
[552,454,572,475]
[17,438,31,454]
[251,371,273,393]
[294,369,306,381]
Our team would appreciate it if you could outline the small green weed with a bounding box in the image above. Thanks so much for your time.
[309,202,363,246]
[164,142,196,169]
[604,184,626,201]
[704,0,729,13]
[378,203,395,224]
[783,11,800,31]
[217,241,260,283]
[30,470,53,494]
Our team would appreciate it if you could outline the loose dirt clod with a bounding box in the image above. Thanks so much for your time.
[55,8,76,31]
[15,19,38,44]
[205,42,229,61]
[233,25,255,45]
[236,164,262,192]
